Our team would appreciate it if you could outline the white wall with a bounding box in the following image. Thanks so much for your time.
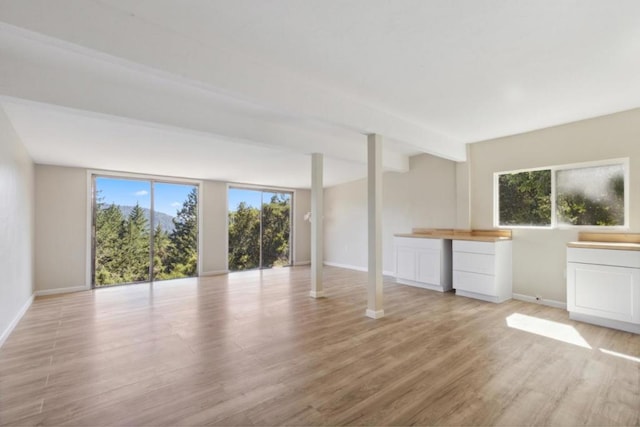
[34,165,87,293]
[293,189,311,264]
[201,180,229,275]
[469,108,640,303]
[324,153,457,274]
[33,166,312,292]
[0,109,34,346]
[455,156,471,229]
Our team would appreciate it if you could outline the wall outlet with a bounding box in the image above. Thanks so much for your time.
[535,295,542,301]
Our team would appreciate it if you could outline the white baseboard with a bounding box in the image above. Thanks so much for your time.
[366,309,385,319]
[0,294,34,348]
[200,269,229,277]
[396,278,451,293]
[309,290,324,298]
[569,312,640,334]
[324,261,367,272]
[293,260,310,266]
[512,293,567,310]
[323,261,394,277]
[35,285,88,296]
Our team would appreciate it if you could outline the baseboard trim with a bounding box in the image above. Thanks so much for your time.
[35,286,88,297]
[512,293,567,310]
[200,269,229,277]
[456,289,506,304]
[309,290,325,298]
[0,294,34,348]
[324,261,367,272]
[366,309,385,319]
[396,278,452,293]
[569,312,640,334]
[323,261,394,277]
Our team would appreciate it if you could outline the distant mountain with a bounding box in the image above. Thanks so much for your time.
[118,205,176,233]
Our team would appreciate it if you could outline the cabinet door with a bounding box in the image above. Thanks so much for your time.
[416,249,441,285]
[396,247,416,281]
[567,262,640,323]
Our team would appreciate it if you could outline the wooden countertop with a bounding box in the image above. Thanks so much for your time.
[567,232,640,251]
[567,241,640,251]
[395,228,512,242]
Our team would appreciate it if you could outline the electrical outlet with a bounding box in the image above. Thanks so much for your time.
[535,295,542,301]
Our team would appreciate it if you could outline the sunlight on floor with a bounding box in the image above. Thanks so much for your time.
[599,348,640,363]
[506,313,592,349]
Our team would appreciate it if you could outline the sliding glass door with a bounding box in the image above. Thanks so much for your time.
[152,182,199,281]
[228,187,292,271]
[92,176,199,287]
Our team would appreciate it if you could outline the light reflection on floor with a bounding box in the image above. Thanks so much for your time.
[599,348,640,363]
[506,313,640,363]
[506,312,592,349]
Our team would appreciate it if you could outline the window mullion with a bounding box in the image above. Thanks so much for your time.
[550,167,557,228]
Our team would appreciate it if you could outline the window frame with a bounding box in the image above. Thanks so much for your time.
[494,158,630,230]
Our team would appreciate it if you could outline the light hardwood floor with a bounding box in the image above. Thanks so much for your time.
[1,266,638,426]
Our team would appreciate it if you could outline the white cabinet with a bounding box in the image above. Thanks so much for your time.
[452,240,512,303]
[567,247,640,333]
[394,237,452,292]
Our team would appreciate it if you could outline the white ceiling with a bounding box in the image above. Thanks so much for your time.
[1,0,639,188]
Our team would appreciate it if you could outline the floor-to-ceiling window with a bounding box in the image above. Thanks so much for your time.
[228,187,292,271]
[92,175,199,287]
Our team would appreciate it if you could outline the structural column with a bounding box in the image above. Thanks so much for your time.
[366,134,384,318]
[310,152,324,298]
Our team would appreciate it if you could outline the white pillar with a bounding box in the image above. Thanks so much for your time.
[310,153,324,298]
[366,134,384,318]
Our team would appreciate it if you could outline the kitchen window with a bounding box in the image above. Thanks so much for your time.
[495,159,628,228]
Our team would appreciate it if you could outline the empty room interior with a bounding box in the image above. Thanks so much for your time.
[1,1,639,426]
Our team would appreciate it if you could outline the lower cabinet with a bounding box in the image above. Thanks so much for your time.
[394,237,452,292]
[393,236,513,301]
[452,240,512,303]
[567,247,640,334]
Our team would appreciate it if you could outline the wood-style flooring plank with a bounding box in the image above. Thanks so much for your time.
[1,266,638,426]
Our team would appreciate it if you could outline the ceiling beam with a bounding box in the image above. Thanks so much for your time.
[0,25,410,171]
[0,4,466,160]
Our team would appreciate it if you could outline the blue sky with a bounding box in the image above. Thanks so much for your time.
[95,177,196,216]
[228,188,291,211]
[96,179,291,215]
[228,188,261,211]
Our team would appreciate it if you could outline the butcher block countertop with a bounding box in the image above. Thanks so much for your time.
[567,232,640,251]
[395,228,512,242]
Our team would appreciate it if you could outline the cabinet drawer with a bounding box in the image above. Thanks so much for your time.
[567,248,640,269]
[453,270,496,296]
[453,251,495,275]
[394,236,443,250]
[452,240,495,255]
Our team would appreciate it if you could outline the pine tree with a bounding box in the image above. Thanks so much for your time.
[227,194,291,271]
[153,223,172,279]
[95,202,126,285]
[228,202,260,270]
[261,194,290,267]
[121,203,150,282]
[168,188,198,277]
